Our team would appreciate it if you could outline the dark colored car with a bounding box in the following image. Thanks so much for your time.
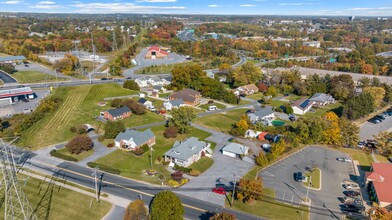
[340,204,364,213]
[101,77,108,80]
[288,114,296,122]
[368,118,381,124]
[343,190,360,197]
[24,64,29,67]
[294,172,305,182]
[21,98,29,102]
[374,115,385,121]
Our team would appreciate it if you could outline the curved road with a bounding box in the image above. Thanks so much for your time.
[0,70,17,83]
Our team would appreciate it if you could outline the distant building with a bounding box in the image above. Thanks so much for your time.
[291,98,313,115]
[163,99,185,111]
[145,46,169,59]
[302,41,321,48]
[114,128,155,150]
[169,89,201,106]
[349,16,355,21]
[103,106,132,121]
[135,76,171,88]
[0,56,26,64]
[234,84,259,96]
[247,106,275,124]
[0,87,35,105]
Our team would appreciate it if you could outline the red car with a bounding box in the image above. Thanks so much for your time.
[212,187,226,195]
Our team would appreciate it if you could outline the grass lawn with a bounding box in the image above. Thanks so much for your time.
[374,154,390,163]
[194,109,246,134]
[306,102,343,118]
[339,148,374,171]
[80,61,95,72]
[188,157,214,173]
[246,93,264,101]
[11,71,68,83]
[303,168,321,189]
[0,173,111,220]
[269,100,288,108]
[199,103,227,110]
[159,92,172,98]
[134,62,194,74]
[227,191,309,220]
[94,125,212,185]
[242,166,262,180]
[122,111,165,128]
[56,148,94,161]
[19,84,137,149]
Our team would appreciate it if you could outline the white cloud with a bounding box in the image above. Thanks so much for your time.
[208,4,219,8]
[0,0,23,4]
[38,1,55,4]
[69,2,186,13]
[30,4,60,9]
[279,2,320,6]
[240,4,256,7]
[136,0,176,2]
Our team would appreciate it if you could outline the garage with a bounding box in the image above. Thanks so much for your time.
[221,143,249,158]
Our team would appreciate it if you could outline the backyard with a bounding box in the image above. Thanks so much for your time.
[11,71,68,83]
[188,157,214,173]
[19,84,137,149]
[194,109,246,134]
[93,125,212,185]
[0,173,111,220]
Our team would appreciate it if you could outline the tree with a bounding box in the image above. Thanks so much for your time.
[123,80,140,91]
[104,121,125,139]
[123,199,148,220]
[373,132,392,157]
[232,62,262,87]
[65,136,93,155]
[266,86,278,97]
[121,99,146,115]
[270,139,287,159]
[344,92,375,120]
[236,177,263,203]
[285,106,293,114]
[168,106,197,134]
[209,212,236,220]
[322,112,341,145]
[218,63,231,74]
[164,126,178,138]
[363,86,385,108]
[330,74,355,100]
[53,54,80,75]
[339,117,359,148]
[150,191,184,220]
[367,205,392,220]
[255,152,269,167]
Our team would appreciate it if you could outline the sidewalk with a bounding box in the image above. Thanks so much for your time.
[353,160,372,211]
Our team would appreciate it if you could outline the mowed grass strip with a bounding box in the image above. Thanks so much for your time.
[11,71,68,83]
[0,174,111,220]
[188,157,214,173]
[303,168,321,189]
[194,109,245,134]
[339,148,374,171]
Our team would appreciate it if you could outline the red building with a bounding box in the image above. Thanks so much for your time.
[145,46,169,59]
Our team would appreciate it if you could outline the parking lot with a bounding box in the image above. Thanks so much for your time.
[0,90,50,117]
[360,112,392,141]
[260,146,358,220]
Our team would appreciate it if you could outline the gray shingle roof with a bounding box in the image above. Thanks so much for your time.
[170,99,184,107]
[222,143,248,155]
[247,106,274,120]
[309,93,334,103]
[107,106,131,117]
[0,56,26,62]
[115,128,155,146]
[164,137,207,161]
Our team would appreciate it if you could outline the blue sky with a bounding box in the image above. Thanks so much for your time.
[0,0,391,16]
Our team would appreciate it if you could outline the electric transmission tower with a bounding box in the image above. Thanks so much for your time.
[112,31,118,52]
[0,138,37,220]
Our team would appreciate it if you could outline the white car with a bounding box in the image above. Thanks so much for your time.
[337,157,352,163]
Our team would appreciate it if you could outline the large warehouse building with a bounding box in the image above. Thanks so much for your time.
[0,87,35,105]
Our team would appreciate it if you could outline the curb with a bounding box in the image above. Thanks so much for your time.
[301,168,322,191]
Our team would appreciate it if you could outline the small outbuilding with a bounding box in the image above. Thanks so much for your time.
[221,143,249,158]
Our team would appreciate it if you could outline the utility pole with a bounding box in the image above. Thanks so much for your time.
[149,146,153,171]
[112,31,118,52]
[90,32,95,85]
[231,174,237,206]
[92,168,99,201]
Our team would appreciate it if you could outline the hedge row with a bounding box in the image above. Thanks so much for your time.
[87,162,121,175]
[50,150,77,162]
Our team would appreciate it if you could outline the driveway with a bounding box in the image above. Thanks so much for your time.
[359,115,392,141]
[77,139,117,167]
[260,146,357,220]
[0,70,17,83]
[175,124,254,206]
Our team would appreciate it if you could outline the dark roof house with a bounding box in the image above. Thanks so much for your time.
[169,89,201,106]
[114,128,155,149]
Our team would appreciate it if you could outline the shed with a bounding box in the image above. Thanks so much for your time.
[221,143,249,158]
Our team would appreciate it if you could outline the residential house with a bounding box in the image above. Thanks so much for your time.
[257,132,269,141]
[291,98,313,115]
[302,41,321,48]
[245,129,262,139]
[169,89,201,106]
[234,84,259,96]
[135,76,171,88]
[145,46,169,59]
[164,137,212,167]
[309,93,335,107]
[365,163,392,210]
[114,129,155,150]
[247,106,275,124]
[138,98,154,110]
[103,106,132,121]
[221,143,249,158]
[153,85,166,93]
[163,99,185,111]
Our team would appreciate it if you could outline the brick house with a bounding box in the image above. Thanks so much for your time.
[103,106,132,121]
[114,128,155,151]
[169,89,201,106]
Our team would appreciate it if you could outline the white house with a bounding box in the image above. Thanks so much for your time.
[114,129,155,150]
[138,98,154,110]
[247,106,275,124]
[291,98,313,115]
[309,93,335,107]
[222,143,249,158]
[163,99,184,111]
[135,76,171,88]
[302,41,321,48]
[245,129,262,138]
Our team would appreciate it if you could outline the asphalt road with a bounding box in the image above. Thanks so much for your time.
[178,30,198,42]
[17,152,262,220]
[260,146,359,220]
[0,70,17,83]
[359,115,392,141]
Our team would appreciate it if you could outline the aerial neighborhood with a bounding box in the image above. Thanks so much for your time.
[0,8,392,220]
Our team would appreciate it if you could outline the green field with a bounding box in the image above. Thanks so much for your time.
[188,157,214,173]
[134,62,194,74]
[242,166,262,180]
[11,71,68,83]
[94,125,212,185]
[339,148,374,171]
[19,84,137,149]
[303,168,321,189]
[246,93,264,101]
[56,148,94,161]
[306,102,343,117]
[194,109,246,134]
[199,103,227,110]
[0,173,111,220]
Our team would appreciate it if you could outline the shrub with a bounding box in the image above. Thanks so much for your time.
[111,98,123,108]
[65,136,93,155]
[168,179,180,187]
[164,126,178,138]
[162,161,170,166]
[50,150,77,162]
[180,178,188,185]
[171,171,183,181]
[77,127,87,134]
[133,147,145,156]
[70,126,77,133]
[189,170,200,176]
[285,106,294,114]
[87,162,121,175]
[107,143,114,148]
[141,144,149,152]
[173,164,192,173]
[104,121,125,139]
[123,80,140,91]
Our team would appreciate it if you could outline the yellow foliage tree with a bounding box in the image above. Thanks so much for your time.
[363,86,386,109]
[322,112,341,145]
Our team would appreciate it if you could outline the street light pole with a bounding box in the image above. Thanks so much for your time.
[92,168,99,201]
[231,174,237,206]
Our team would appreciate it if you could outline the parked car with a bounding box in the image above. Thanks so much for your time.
[21,98,29,102]
[288,114,296,122]
[212,187,226,195]
[368,118,381,124]
[24,64,29,67]
[377,114,387,120]
[343,190,360,197]
[374,115,385,121]
[294,172,305,182]
[101,77,108,80]
[340,204,364,213]
[343,184,360,190]
[336,157,352,163]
